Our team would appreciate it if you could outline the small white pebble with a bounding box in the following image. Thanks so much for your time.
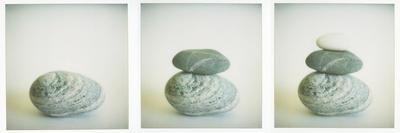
[316,33,349,51]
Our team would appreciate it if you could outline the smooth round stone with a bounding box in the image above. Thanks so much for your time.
[316,33,349,51]
[30,71,105,117]
[306,50,363,74]
[165,72,239,116]
[298,72,371,116]
[172,49,230,75]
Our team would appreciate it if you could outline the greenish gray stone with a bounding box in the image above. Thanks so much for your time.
[30,71,105,117]
[306,50,363,75]
[165,72,239,116]
[172,49,230,75]
[298,72,371,116]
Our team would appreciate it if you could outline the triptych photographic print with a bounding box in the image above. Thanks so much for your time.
[0,0,398,133]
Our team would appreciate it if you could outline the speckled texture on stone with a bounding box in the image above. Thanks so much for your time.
[306,50,363,75]
[172,49,230,75]
[298,72,371,116]
[165,72,239,116]
[30,71,105,117]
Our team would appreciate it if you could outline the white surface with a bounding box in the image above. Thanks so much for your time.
[4,0,127,4]
[6,4,128,130]
[141,0,262,4]
[141,4,262,128]
[0,3,5,132]
[275,4,394,128]
[129,0,141,131]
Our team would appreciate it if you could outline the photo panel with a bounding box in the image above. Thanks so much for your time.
[274,3,394,128]
[6,4,129,130]
[141,3,262,128]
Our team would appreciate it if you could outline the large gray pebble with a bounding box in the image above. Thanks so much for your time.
[172,49,230,75]
[165,72,239,116]
[306,50,363,75]
[298,72,371,116]
[30,71,105,117]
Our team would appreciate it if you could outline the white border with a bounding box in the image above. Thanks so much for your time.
[272,0,399,133]
[141,0,262,4]
[265,0,273,132]
[130,0,141,131]
[0,0,6,132]
[396,0,400,130]
[275,0,395,4]
[4,0,127,4]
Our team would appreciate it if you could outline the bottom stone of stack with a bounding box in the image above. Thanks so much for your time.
[165,72,239,116]
[298,72,371,116]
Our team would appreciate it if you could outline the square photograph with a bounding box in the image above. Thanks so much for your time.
[141,4,262,128]
[274,4,394,128]
[6,4,128,130]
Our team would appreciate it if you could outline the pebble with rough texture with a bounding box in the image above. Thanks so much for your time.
[316,33,350,51]
[165,72,239,116]
[306,50,363,75]
[298,72,371,116]
[30,71,105,117]
[172,49,230,75]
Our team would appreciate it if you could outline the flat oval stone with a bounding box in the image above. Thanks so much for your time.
[306,50,363,74]
[316,33,349,51]
[30,71,105,117]
[165,72,239,116]
[298,72,371,116]
[172,49,230,75]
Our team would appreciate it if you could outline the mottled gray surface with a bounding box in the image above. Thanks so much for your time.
[172,49,230,75]
[298,72,371,116]
[165,72,239,116]
[306,50,363,75]
[30,71,105,117]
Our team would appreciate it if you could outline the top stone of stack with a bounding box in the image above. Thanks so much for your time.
[316,33,349,51]
[172,49,230,75]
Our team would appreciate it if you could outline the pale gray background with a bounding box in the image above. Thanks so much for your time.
[275,4,394,128]
[6,4,128,129]
[141,4,262,128]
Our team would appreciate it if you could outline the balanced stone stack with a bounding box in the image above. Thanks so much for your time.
[165,49,239,116]
[298,33,371,116]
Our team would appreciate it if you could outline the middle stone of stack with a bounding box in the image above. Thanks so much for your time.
[165,49,239,116]
[305,50,363,75]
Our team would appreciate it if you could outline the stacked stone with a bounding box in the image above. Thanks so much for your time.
[165,49,239,116]
[298,33,371,116]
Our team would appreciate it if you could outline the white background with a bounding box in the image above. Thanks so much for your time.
[275,4,394,128]
[6,4,128,130]
[141,4,262,128]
